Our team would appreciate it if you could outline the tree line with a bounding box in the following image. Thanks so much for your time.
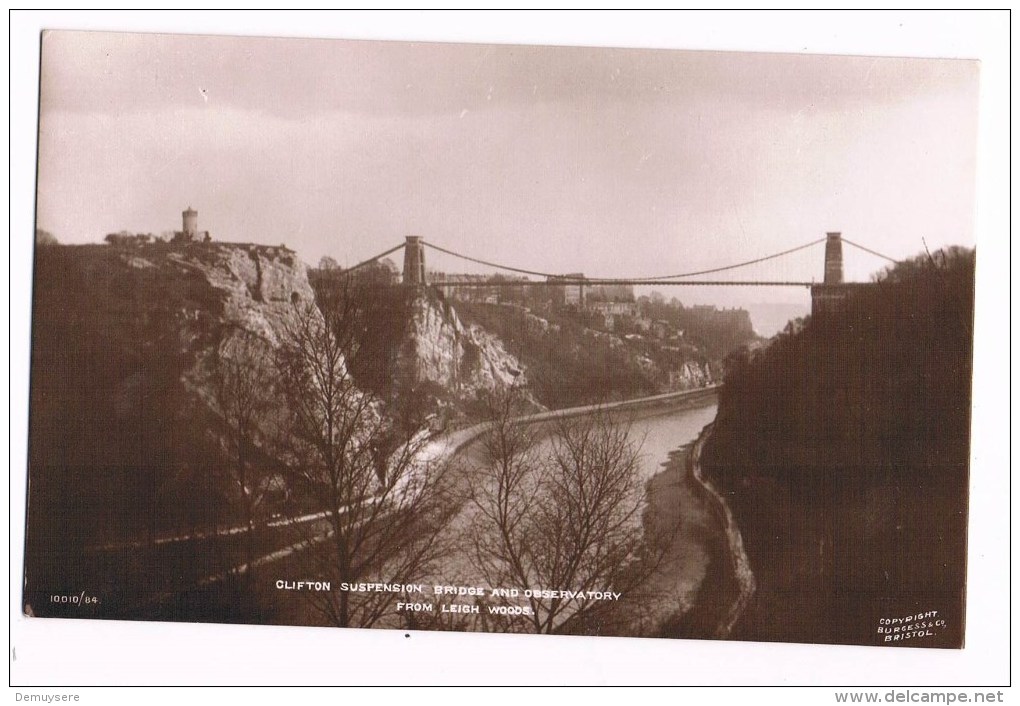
[700,246,974,646]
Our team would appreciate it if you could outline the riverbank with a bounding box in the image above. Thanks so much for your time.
[644,422,755,640]
[686,423,756,638]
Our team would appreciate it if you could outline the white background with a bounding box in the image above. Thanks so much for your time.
[7,10,1012,693]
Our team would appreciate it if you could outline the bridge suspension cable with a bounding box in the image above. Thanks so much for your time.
[842,238,899,264]
[343,234,899,286]
[616,237,827,281]
[340,242,407,274]
[423,240,567,279]
[423,236,828,282]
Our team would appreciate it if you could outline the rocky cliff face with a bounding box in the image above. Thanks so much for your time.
[169,243,317,408]
[110,243,318,440]
[670,360,714,388]
[161,242,314,340]
[393,292,536,411]
[27,242,320,539]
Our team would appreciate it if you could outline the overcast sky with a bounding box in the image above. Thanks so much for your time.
[36,30,978,308]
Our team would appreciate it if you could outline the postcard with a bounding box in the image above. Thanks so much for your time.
[23,29,978,652]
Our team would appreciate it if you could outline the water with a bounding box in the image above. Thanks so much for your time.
[605,398,723,633]
[613,401,719,480]
[457,396,719,474]
[445,393,723,635]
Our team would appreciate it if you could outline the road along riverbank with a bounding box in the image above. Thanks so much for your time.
[685,422,756,638]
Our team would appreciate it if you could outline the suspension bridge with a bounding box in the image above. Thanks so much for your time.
[339,232,900,315]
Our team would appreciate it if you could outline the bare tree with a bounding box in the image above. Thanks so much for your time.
[273,287,458,628]
[210,329,275,580]
[469,388,670,634]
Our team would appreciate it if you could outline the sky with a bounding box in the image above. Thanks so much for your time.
[36,27,979,314]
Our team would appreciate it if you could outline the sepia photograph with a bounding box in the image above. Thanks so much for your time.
[10,10,1009,690]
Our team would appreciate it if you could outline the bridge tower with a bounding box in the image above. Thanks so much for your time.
[812,231,852,317]
[403,235,426,287]
[824,231,844,284]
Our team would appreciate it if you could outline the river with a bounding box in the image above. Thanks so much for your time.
[193,390,730,634]
[603,400,719,481]
[438,391,725,636]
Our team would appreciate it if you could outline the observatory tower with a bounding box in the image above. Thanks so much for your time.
[182,207,198,241]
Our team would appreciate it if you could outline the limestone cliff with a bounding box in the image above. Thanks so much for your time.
[27,241,319,539]
[670,360,714,388]
[393,292,537,412]
[168,243,317,407]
